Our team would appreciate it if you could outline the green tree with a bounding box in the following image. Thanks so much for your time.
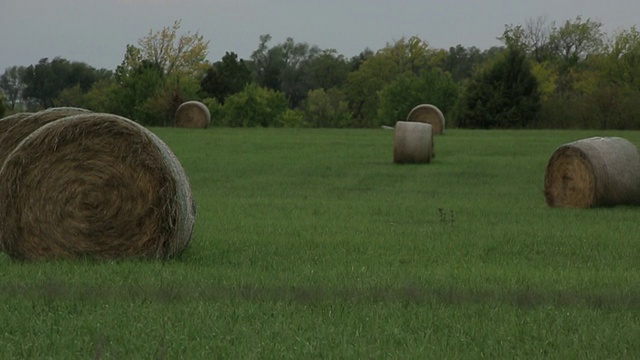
[301,88,352,128]
[548,16,604,66]
[500,16,552,62]
[200,52,251,103]
[605,26,640,90]
[249,35,322,108]
[222,83,288,127]
[377,68,459,126]
[0,66,26,110]
[344,37,432,127]
[21,57,106,109]
[113,21,209,125]
[121,19,209,77]
[455,47,540,128]
[306,49,351,91]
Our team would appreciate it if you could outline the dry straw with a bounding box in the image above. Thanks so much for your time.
[0,113,196,260]
[175,101,211,128]
[0,112,33,137]
[393,121,434,164]
[544,136,640,208]
[0,107,91,165]
[406,104,445,135]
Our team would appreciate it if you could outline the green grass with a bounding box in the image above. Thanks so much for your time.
[1,128,639,359]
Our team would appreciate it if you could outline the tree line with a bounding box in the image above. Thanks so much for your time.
[1,17,640,129]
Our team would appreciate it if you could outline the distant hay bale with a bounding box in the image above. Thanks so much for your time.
[544,136,640,208]
[0,113,196,260]
[393,121,434,164]
[406,104,445,135]
[0,107,90,165]
[175,101,211,128]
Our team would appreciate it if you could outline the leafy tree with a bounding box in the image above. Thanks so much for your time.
[0,66,26,110]
[306,49,351,91]
[441,45,484,82]
[113,21,209,125]
[455,47,540,128]
[111,59,165,122]
[222,83,288,127]
[343,36,432,127]
[548,16,604,67]
[121,19,209,77]
[0,93,6,118]
[249,35,321,108]
[377,68,459,126]
[500,16,552,62]
[301,88,352,128]
[605,26,640,90]
[21,57,106,108]
[200,52,251,103]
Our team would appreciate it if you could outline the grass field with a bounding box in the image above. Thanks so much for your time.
[1,128,639,359]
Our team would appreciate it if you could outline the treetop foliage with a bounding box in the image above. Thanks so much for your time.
[3,16,640,130]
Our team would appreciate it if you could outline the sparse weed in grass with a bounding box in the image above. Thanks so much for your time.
[0,128,639,358]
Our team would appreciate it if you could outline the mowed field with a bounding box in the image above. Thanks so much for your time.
[1,127,639,359]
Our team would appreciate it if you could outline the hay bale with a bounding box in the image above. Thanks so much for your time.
[0,107,90,165]
[393,121,434,164]
[406,104,445,135]
[0,113,196,260]
[175,101,211,128]
[544,136,640,208]
[0,112,33,142]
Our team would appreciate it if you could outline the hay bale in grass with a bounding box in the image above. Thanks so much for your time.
[406,104,445,135]
[175,101,211,128]
[544,136,640,208]
[0,113,196,260]
[393,121,434,164]
[0,107,90,165]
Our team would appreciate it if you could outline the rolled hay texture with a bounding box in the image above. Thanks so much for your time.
[0,113,196,260]
[0,107,91,165]
[393,121,434,164]
[544,136,640,208]
[174,101,211,128]
[406,104,445,135]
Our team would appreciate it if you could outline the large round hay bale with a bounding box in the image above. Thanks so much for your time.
[0,107,90,165]
[393,121,434,164]
[0,112,33,141]
[0,113,196,260]
[406,104,445,135]
[544,136,640,208]
[175,101,211,128]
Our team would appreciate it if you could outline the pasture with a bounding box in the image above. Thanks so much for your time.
[1,128,638,358]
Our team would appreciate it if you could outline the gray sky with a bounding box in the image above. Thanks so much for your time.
[1,0,638,72]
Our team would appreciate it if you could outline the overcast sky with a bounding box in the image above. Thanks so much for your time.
[1,0,638,72]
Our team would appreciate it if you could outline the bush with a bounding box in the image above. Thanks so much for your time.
[454,47,541,129]
[222,83,288,127]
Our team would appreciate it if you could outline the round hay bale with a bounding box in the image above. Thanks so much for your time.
[544,136,640,208]
[393,121,434,164]
[175,101,211,128]
[0,112,33,141]
[0,107,91,165]
[406,104,445,135]
[0,113,196,260]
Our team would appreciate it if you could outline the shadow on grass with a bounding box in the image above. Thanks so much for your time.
[1,280,638,310]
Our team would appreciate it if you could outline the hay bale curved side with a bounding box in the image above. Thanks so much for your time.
[0,112,33,143]
[406,104,445,135]
[0,113,196,260]
[393,121,433,164]
[0,107,90,165]
[544,136,640,208]
[175,101,211,128]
